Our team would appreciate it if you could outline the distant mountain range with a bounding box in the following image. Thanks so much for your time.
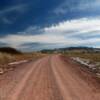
[0,47,100,54]
[41,47,100,53]
[0,47,22,54]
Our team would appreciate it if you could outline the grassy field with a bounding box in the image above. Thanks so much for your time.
[64,52,100,62]
[0,52,46,65]
[64,52,100,77]
[0,52,46,74]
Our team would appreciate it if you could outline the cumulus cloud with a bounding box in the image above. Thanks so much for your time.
[0,17,100,50]
[44,17,100,37]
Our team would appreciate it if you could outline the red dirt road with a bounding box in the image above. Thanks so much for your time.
[0,55,100,100]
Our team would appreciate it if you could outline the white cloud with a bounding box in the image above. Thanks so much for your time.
[0,34,67,48]
[1,17,100,50]
[44,18,100,37]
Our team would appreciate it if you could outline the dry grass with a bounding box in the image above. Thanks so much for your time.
[0,52,47,74]
[64,52,100,76]
[0,52,46,67]
[0,53,15,64]
[64,52,100,62]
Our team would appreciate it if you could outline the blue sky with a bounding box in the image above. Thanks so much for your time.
[0,0,100,51]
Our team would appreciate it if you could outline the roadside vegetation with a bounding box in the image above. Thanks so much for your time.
[0,47,46,74]
[64,51,100,77]
[0,52,46,74]
[64,52,100,62]
[0,47,46,65]
[0,52,46,65]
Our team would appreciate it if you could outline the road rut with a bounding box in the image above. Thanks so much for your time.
[0,55,100,100]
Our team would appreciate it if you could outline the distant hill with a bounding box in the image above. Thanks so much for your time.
[41,47,100,53]
[0,47,22,54]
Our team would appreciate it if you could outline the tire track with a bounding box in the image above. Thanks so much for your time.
[0,55,100,100]
[7,58,44,100]
[51,55,100,100]
[18,56,63,100]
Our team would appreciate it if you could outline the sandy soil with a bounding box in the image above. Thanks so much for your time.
[0,55,100,100]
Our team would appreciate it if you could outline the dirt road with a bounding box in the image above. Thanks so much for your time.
[0,55,100,100]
